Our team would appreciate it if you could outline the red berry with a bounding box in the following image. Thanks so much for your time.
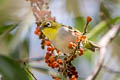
[86,16,92,22]
[80,48,84,54]
[54,77,59,80]
[51,47,55,51]
[45,52,51,59]
[49,56,56,63]
[57,59,63,64]
[68,42,75,49]
[53,61,59,68]
[47,47,51,51]
[34,29,39,35]
[45,40,51,46]
[37,32,41,36]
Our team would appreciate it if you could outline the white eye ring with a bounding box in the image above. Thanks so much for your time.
[46,22,51,27]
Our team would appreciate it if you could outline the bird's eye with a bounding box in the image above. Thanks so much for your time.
[46,22,51,27]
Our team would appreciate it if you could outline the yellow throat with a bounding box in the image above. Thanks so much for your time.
[42,27,59,40]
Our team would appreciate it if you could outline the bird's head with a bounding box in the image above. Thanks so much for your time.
[39,20,61,40]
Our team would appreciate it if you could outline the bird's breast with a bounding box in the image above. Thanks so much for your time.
[50,27,77,55]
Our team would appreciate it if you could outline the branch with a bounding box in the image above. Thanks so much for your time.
[103,65,120,74]
[17,57,44,63]
[86,25,120,80]
[83,16,92,35]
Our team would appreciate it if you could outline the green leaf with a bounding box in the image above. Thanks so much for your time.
[0,0,5,5]
[0,24,16,35]
[74,17,85,32]
[109,17,120,25]
[87,21,107,40]
[0,55,33,80]
[87,17,120,41]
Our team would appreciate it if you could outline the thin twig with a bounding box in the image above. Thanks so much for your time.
[83,16,92,35]
[103,65,120,74]
[83,22,89,35]
[86,25,120,80]
[17,57,44,63]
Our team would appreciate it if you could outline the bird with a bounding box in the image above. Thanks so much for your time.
[39,20,99,56]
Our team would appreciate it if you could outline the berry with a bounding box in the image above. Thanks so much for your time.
[53,61,59,68]
[47,47,51,51]
[51,47,55,51]
[57,59,63,64]
[45,40,51,46]
[68,42,76,49]
[49,56,56,63]
[86,16,92,22]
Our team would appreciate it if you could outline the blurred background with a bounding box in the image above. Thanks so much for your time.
[0,0,120,80]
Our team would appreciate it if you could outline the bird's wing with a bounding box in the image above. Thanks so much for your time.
[62,25,82,34]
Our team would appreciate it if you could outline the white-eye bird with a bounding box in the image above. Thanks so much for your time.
[40,20,99,55]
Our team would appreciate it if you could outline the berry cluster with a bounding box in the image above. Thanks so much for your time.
[64,59,78,80]
[44,47,63,69]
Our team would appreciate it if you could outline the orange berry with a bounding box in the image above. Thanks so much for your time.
[45,52,51,59]
[56,50,60,53]
[68,42,74,49]
[57,59,63,64]
[69,77,77,80]
[81,35,86,41]
[86,16,92,23]
[72,43,77,47]
[79,48,84,56]
[50,64,54,68]
[53,62,59,68]
[46,51,51,55]
[51,47,55,51]
[80,48,84,54]
[34,29,39,35]
[54,63,59,68]
[54,77,59,80]
[37,32,41,36]
[47,47,55,51]
[48,63,52,67]
[76,35,82,42]
[47,47,51,51]
[49,56,56,63]
[45,40,51,46]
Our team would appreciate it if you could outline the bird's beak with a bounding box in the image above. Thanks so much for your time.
[39,26,44,30]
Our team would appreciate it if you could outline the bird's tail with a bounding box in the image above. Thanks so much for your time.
[84,40,100,52]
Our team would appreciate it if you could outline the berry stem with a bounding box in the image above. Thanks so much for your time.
[83,16,92,35]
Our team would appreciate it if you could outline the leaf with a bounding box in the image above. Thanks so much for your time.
[87,21,107,41]
[109,16,120,25]
[0,55,33,80]
[87,17,120,41]
[0,24,16,35]
[74,17,85,32]
[0,0,5,4]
